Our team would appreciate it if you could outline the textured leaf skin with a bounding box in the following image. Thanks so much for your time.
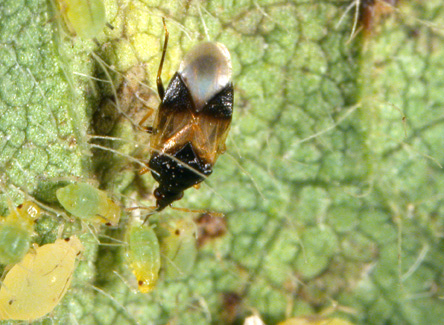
[1,0,444,324]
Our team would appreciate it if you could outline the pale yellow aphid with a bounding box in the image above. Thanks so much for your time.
[157,218,197,280]
[55,0,106,39]
[126,223,161,293]
[0,236,84,321]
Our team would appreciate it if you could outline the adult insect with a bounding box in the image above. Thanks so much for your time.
[140,18,234,213]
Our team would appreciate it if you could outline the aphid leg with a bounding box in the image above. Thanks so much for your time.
[156,17,169,100]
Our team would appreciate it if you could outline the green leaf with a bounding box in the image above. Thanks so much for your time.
[1,0,444,324]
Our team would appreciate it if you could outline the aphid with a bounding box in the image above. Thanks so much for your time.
[0,236,84,321]
[156,218,197,279]
[141,19,234,212]
[359,0,397,33]
[55,0,106,39]
[196,212,227,247]
[0,201,43,265]
[126,223,161,293]
[56,183,121,226]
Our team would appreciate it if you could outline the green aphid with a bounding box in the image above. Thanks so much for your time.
[0,201,44,265]
[157,219,198,280]
[56,183,121,226]
[55,0,106,39]
[126,224,161,293]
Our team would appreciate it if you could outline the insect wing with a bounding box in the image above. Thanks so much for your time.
[150,73,195,154]
[194,83,233,165]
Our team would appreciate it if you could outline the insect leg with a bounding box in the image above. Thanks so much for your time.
[138,106,155,133]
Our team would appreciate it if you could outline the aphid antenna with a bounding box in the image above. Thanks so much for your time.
[225,153,266,201]
[253,0,291,34]
[196,3,210,41]
[336,0,359,31]
[397,141,443,169]
[112,270,140,295]
[97,234,128,247]
[130,7,194,41]
[374,95,408,138]
[351,0,361,41]
[88,135,211,179]
[200,183,232,209]
[111,192,146,210]
[227,132,243,159]
[89,55,157,93]
[401,243,429,283]
[87,283,141,325]
[72,71,112,83]
[90,52,142,127]
[89,143,149,170]
[292,102,361,148]
[160,252,185,277]
[82,221,101,244]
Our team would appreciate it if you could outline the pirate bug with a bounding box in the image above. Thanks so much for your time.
[0,236,84,321]
[56,183,121,226]
[126,223,161,293]
[156,218,197,280]
[0,201,44,265]
[140,18,234,212]
[54,0,106,39]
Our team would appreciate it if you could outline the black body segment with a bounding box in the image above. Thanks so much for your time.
[202,83,233,119]
[160,73,194,114]
[149,142,213,211]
